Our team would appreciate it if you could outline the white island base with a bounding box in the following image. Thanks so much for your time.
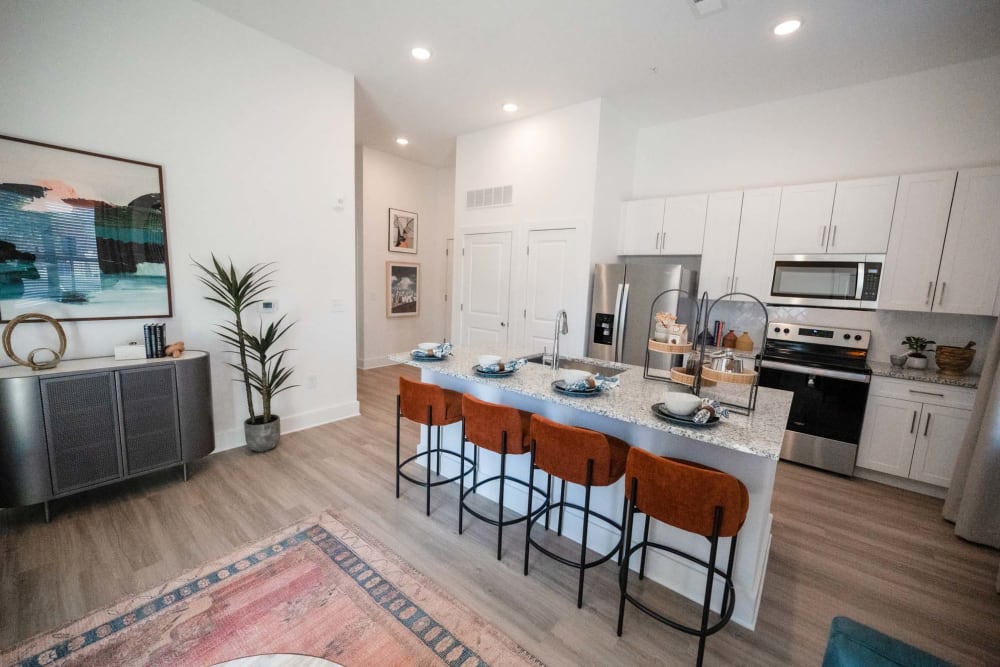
[391,349,791,631]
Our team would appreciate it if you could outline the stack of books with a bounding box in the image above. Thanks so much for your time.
[143,323,166,358]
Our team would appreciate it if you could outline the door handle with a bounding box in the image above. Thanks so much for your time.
[909,389,944,398]
[910,410,917,434]
[925,281,933,305]
[500,322,506,327]
[938,281,947,306]
[923,413,932,437]
[830,225,838,248]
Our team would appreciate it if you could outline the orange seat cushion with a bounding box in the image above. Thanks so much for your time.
[398,376,464,426]
[462,394,533,455]
[530,414,630,487]
[624,448,749,538]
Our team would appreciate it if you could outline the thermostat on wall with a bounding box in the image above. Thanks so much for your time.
[259,300,278,313]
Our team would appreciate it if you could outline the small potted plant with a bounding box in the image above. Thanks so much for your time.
[902,336,935,370]
[194,254,297,452]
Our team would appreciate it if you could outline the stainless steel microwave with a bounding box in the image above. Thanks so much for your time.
[768,254,884,310]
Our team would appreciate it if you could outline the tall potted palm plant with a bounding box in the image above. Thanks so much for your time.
[194,254,297,452]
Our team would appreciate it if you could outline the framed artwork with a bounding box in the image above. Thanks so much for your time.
[388,208,417,254]
[0,134,172,322]
[386,261,419,318]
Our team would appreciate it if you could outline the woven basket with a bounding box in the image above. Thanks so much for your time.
[934,346,975,376]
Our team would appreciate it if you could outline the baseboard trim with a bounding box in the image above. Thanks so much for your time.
[212,400,361,453]
[854,467,948,499]
[359,356,398,370]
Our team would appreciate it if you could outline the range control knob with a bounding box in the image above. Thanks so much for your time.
[843,333,851,340]
[855,334,863,341]
[774,326,781,333]
[783,328,790,334]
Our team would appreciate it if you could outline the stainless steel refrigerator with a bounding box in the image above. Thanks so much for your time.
[587,263,697,366]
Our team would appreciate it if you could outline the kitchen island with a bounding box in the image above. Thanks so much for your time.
[389,346,792,630]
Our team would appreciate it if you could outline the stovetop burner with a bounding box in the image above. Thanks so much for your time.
[764,323,871,373]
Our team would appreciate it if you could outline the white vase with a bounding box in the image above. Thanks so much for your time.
[906,355,928,370]
[653,324,668,342]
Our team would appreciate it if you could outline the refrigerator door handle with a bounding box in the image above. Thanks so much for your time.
[617,283,631,362]
[610,283,624,362]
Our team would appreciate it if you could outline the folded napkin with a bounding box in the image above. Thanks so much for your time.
[411,342,453,358]
[480,358,526,373]
[563,374,619,392]
[692,398,729,424]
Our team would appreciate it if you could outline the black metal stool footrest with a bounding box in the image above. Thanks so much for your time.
[527,500,622,570]
[620,540,736,637]
[461,475,549,528]
[398,449,476,488]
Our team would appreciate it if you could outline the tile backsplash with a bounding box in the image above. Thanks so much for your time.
[704,300,996,375]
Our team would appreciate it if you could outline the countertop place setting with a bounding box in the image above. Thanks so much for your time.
[410,341,453,360]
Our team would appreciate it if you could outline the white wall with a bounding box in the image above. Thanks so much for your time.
[0,0,358,450]
[452,99,604,355]
[633,55,1000,197]
[357,146,454,368]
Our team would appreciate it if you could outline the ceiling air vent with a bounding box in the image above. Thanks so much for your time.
[466,185,513,209]
[689,0,726,18]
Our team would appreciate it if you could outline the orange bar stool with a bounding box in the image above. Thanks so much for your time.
[616,448,749,667]
[396,376,474,516]
[459,394,549,561]
[523,414,630,608]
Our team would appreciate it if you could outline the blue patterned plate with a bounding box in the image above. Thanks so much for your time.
[411,352,450,361]
[651,402,720,427]
[551,379,603,397]
[474,365,516,377]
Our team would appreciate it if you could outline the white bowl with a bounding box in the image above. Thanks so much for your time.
[663,392,702,416]
[478,354,502,368]
[559,369,591,385]
[417,342,438,352]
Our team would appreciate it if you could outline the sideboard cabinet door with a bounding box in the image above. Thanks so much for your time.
[41,372,123,495]
[118,365,182,474]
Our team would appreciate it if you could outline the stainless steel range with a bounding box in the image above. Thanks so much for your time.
[758,323,872,476]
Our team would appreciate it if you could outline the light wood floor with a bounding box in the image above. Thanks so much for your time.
[2,365,998,665]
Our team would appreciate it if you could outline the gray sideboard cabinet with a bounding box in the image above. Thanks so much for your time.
[0,351,215,521]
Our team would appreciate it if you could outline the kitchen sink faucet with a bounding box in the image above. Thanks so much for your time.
[552,309,568,371]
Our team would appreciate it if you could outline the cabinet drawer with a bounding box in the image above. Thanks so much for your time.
[869,376,976,409]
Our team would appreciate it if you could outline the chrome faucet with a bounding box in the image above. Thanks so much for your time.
[552,309,569,371]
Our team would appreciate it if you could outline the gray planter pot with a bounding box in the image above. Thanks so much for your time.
[245,416,280,452]
[906,355,928,370]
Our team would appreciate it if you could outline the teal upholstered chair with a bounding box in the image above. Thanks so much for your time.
[822,616,953,667]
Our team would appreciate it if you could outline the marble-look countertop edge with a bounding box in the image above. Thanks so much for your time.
[389,348,791,461]
[868,361,979,389]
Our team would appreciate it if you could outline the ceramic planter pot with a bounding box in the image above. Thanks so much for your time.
[906,355,928,370]
[245,416,280,452]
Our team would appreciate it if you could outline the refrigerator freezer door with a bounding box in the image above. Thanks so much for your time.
[588,264,626,362]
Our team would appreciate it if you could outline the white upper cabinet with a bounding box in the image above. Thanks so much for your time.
[828,176,899,253]
[619,194,707,256]
[732,187,782,299]
[619,198,665,255]
[879,171,957,312]
[699,191,743,295]
[880,166,1000,316]
[773,177,898,255]
[773,182,836,254]
[935,166,1000,315]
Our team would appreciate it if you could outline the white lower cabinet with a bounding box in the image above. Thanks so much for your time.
[857,377,973,489]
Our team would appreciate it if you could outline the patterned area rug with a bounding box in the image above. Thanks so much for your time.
[2,512,543,667]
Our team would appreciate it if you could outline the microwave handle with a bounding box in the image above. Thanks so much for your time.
[856,265,865,302]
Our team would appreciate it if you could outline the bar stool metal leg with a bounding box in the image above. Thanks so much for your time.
[523,442,536,576]
[576,460,594,608]
[395,395,402,499]
[425,405,433,516]
[496,434,508,561]
[639,515,651,580]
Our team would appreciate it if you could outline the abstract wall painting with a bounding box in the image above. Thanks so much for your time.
[0,135,172,322]
[386,261,419,318]
[388,208,417,254]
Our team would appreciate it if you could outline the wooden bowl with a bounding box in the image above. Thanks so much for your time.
[934,346,975,376]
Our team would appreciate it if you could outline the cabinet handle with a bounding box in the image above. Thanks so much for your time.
[925,281,933,305]
[910,410,917,434]
[938,281,947,305]
[655,232,661,249]
[819,226,827,247]
[831,225,838,248]
[725,276,731,291]
[909,389,945,397]
[734,276,739,291]
[923,413,932,437]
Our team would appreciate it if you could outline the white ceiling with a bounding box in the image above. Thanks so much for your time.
[198,0,1000,168]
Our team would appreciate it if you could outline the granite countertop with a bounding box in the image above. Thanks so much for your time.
[389,346,793,460]
[868,361,979,389]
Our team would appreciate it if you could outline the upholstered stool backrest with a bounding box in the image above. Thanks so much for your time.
[530,414,618,487]
[398,376,462,426]
[624,448,749,538]
[462,394,531,455]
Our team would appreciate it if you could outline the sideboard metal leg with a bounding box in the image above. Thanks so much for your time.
[43,501,50,523]
[182,463,188,482]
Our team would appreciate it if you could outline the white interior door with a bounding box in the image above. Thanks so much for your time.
[461,231,512,345]
[444,238,454,341]
[523,228,576,353]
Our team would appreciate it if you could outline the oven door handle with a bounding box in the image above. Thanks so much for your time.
[760,359,871,384]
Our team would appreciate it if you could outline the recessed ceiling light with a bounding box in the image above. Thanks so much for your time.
[411,47,431,61]
[502,103,519,113]
[395,137,409,146]
[773,18,803,36]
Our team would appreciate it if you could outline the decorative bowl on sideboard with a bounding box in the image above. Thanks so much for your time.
[935,344,976,376]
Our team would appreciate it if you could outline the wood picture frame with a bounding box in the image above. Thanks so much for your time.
[0,134,172,322]
[386,261,419,318]
[388,208,417,254]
